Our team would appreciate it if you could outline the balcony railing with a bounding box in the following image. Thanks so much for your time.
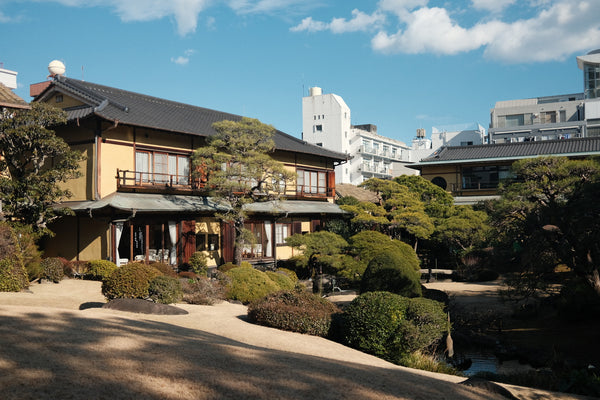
[117,169,204,192]
[117,169,335,198]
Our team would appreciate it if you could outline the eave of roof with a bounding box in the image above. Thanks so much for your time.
[0,83,30,109]
[34,76,348,162]
[413,137,600,167]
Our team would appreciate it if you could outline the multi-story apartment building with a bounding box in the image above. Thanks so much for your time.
[410,123,485,162]
[488,49,600,144]
[29,73,348,267]
[302,87,413,185]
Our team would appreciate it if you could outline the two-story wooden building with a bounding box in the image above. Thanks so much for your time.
[410,137,600,204]
[32,75,348,267]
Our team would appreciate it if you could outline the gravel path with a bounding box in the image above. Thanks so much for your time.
[0,279,592,400]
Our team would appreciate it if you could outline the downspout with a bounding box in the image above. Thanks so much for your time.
[94,121,101,200]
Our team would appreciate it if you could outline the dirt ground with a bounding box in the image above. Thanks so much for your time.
[0,279,595,400]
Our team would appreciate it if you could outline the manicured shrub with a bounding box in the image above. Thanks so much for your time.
[240,261,252,269]
[178,271,199,280]
[0,257,28,292]
[182,277,226,305]
[188,252,208,275]
[68,260,89,278]
[11,224,42,278]
[341,291,446,363]
[150,261,177,277]
[0,223,29,291]
[224,266,280,304]
[276,267,299,284]
[218,262,238,273]
[248,289,340,337]
[265,271,295,291]
[350,231,419,271]
[148,275,183,304]
[101,263,161,300]
[41,257,64,283]
[360,250,422,297]
[87,260,117,281]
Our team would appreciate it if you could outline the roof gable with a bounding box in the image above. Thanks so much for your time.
[0,83,30,110]
[35,76,347,161]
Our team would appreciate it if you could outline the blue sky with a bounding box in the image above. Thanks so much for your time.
[2,0,599,144]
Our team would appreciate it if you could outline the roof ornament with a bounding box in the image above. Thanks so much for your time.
[48,60,66,78]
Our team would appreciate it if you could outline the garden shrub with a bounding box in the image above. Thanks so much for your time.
[341,291,446,363]
[181,277,226,305]
[360,250,422,297]
[349,231,419,272]
[188,252,208,275]
[178,271,199,280]
[148,275,183,304]
[68,260,90,278]
[87,260,117,281]
[150,262,177,277]
[11,224,42,278]
[0,223,29,291]
[224,266,280,304]
[41,257,64,283]
[101,263,161,300]
[247,289,340,337]
[276,267,298,284]
[265,271,295,291]
[0,257,28,292]
[218,262,238,273]
[240,261,252,269]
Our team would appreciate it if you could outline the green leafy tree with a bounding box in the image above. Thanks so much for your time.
[285,231,349,276]
[435,205,490,255]
[360,178,434,250]
[192,118,294,265]
[393,175,454,219]
[489,156,600,297]
[0,103,84,234]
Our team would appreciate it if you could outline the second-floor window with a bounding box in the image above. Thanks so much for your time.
[135,150,190,185]
[297,169,327,194]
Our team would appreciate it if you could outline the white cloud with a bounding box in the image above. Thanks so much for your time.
[470,0,516,13]
[228,0,320,15]
[293,0,600,63]
[171,49,196,65]
[291,9,385,34]
[33,0,211,36]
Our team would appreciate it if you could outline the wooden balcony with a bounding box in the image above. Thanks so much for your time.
[116,169,335,199]
[116,169,206,194]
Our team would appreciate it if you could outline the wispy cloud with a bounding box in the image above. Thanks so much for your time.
[171,49,196,65]
[291,0,600,63]
[291,9,385,34]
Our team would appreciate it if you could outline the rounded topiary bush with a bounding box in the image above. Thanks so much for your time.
[87,260,117,281]
[360,250,422,297]
[148,275,183,304]
[341,291,446,363]
[248,289,340,337]
[276,267,299,284]
[149,262,177,277]
[188,252,208,275]
[224,266,280,304]
[182,276,226,305]
[218,262,238,273]
[101,263,161,300]
[0,257,29,292]
[41,257,64,283]
[265,271,295,291]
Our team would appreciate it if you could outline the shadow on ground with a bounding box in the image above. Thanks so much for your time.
[0,308,508,400]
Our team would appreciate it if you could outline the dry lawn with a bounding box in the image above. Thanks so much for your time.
[0,279,593,400]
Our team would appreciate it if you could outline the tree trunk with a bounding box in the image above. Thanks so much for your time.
[586,269,600,297]
[233,217,244,266]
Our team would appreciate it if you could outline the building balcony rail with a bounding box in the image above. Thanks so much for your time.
[359,145,402,160]
[117,169,335,199]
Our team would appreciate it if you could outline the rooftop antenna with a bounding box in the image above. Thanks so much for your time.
[81,65,84,80]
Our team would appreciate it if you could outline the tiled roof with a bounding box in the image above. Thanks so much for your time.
[0,83,29,109]
[417,137,600,165]
[335,183,381,203]
[35,76,348,161]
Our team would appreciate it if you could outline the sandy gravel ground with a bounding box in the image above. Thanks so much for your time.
[0,279,593,400]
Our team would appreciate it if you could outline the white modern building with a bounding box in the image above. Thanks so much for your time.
[488,49,600,143]
[302,87,414,185]
[410,123,486,162]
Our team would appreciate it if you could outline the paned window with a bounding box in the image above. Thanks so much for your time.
[135,150,190,185]
[297,169,327,194]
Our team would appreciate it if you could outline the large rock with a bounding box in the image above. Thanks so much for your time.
[102,298,188,315]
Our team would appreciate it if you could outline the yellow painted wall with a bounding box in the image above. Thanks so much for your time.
[43,216,109,261]
[100,141,134,197]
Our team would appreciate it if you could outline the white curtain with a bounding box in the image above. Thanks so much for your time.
[115,222,124,266]
[168,221,177,265]
[264,221,272,257]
